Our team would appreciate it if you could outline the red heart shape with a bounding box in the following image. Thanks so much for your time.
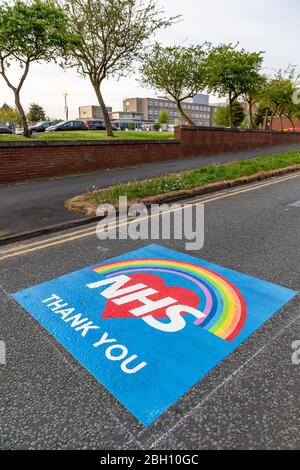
[101,273,200,320]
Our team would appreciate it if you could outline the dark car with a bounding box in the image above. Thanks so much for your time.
[29,121,55,134]
[45,120,89,132]
[85,120,119,131]
[0,127,12,134]
[85,120,106,130]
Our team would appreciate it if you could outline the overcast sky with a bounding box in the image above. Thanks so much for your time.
[1,0,299,119]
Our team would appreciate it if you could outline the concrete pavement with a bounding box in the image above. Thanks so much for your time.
[0,172,299,449]
[1,142,300,237]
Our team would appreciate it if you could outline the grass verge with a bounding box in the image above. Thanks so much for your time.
[66,150,300,214]
[0,131,174,142]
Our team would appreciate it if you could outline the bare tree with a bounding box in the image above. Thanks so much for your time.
[64,0,178,136]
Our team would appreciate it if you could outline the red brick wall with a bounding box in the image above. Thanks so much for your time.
[0,141,180,183]
[1,128,300,184]
[176,127,300,157]
[263,116,300,131]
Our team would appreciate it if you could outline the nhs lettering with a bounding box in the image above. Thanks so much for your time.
[88,274,206,333]
[88,259,248,342]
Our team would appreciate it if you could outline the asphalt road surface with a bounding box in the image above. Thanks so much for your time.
[0,172,299,449]
[1,142,300,236]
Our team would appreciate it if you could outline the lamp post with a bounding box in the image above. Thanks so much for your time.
[63,93,69,121]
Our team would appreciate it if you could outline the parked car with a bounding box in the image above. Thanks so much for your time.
[85,119,118,131]
[45,120,89,132]
[85,120,106,130]
[0,127,12,134]
[15,127,24,135]
[29,121,56,134]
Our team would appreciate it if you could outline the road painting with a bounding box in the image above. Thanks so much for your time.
[12,244,297,426]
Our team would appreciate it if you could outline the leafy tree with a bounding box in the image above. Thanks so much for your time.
[27,103,47,123]
[213,106,227,127]
[260,68,300,130]
[158,109,170,125]
[64,0,178,137]
[275,68,300,129]
[243,74,266,129]
[231,102,246,127]
[205,44,264,128]
[140,43,210,126]
[128,122,136,131]
[260,76,285,130]
[0,106,21,126]
[0,0,76,136]
[213,102,245,128]
[254,105,269,129]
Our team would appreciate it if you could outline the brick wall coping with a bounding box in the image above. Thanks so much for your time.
[178,126,300,134]
[0,139,180,149]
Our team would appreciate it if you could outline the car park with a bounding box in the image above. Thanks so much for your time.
[45,120,89,132]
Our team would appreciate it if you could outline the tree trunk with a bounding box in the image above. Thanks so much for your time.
[280,115,283,132]
[15,90,30,137]
[264,108,269,131]
[248,101,254,129]
[0,59,30,137]
[228,92,234,128]
[288,116,296,130]
[176,100,196,126]
[92,82,114,137]
[270,113,274,131]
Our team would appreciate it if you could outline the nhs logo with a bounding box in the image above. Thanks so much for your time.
[13,245,297,426]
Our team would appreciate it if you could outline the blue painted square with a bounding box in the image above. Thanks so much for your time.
[12,245,297,425]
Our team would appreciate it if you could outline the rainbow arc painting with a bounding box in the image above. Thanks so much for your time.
[93,259,247,342]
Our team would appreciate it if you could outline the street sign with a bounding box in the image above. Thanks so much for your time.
[13,244,297,426]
